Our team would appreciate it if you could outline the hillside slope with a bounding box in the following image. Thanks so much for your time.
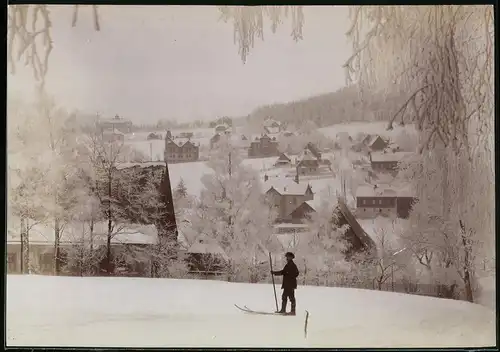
[245,86,404,131]
[7,275,495,348]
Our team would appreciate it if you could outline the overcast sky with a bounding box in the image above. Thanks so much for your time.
[8,5,352,124]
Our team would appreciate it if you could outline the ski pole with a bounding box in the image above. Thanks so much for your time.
[269,252,278,312]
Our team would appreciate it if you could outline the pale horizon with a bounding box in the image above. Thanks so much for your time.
[7,5,352,123]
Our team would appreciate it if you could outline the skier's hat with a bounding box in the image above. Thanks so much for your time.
[285,252,295,259]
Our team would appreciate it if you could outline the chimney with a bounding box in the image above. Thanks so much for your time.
[295,166,299,184]
[166,130,172,140]
[264,174,269,182]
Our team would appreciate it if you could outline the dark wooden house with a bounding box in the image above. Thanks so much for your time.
[248,134,279,158]
[185,233,229,276]
[275,152,292,167]
[164,132,199,163]
[363,135,388,151]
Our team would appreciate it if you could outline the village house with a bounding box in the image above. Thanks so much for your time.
[184,233,229,277]
[355,184,417,219]
[369,151,413,173]
[6,220,159,276]
[263,117,282,135]
[263,174,315,223]
[164,130,200,163]
[214,124,230,133]
[274,152,292,167]
[305,142,322,160]
[296,149,320,175]
[248,134,279,158]
[363,134,389,151]
[97,114,133,134]
[210,131,250,150]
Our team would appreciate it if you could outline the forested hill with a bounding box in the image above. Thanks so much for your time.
[244,85,403,130]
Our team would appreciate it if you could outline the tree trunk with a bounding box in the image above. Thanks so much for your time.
[20,217,25,274]
[54,218,61,275]
[106,173,113,275]
[460,221,474,303]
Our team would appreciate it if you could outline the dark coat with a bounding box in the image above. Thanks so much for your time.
[274,260,299,289]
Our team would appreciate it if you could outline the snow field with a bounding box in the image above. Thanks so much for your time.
[7,275,495,348]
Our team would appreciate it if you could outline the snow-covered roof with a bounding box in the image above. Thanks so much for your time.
[265,126,280,135]
[371,152,413,163]
[366,135,386,146]
[186,233,229,260]
[166,137,197,148]
[215,124,229,131]
[263,118,281,127]
[298,149,318,162]
[264,177,312,196]
[356,184,414,198]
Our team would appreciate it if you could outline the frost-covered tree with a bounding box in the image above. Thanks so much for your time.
[298,195,352,286]
[189,138,277,282]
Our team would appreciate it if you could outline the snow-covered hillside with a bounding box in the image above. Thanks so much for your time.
[6,275,495,348]
[318,121,416,140]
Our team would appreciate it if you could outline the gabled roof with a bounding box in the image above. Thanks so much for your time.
[166,137,197,148]
[370,152,413,163]
[264,126,280,135]
[276,153,291,162]
[305,142,321,159]
[265,177,313,196]
[335,197,376,254]
[186,233,229,260]
[298,149,318,162]
[263,118,281,127]
[288,201,316,217]
[356,184,415,198]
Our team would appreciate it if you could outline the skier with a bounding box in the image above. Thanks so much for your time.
[271,252,299,315]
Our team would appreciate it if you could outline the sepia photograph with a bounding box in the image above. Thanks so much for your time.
[6,4,495,348]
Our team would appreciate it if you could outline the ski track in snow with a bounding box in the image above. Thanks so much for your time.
[6,275,495,348]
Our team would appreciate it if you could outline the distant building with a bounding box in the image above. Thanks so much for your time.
[363,134,388,151]
[97,114,132,134]
[264,175,315,223]
[6,220,158,276]
[147,132,162,140]
[305,142,322,160]
[263,118,282,134]
[355,184,417,219]
[274,152,292,167]
[214,124,229,133]
[248,134,279,158]
[164,131,199,163]
[185,233,229,276]
[296,149,320,175]
[369,151,413,172]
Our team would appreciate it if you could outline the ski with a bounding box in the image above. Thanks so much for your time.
[234,304,292,316]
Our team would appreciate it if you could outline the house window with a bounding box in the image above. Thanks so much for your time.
[378,200,382,205]
[379,208,382,212]
[372,200,376,205]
